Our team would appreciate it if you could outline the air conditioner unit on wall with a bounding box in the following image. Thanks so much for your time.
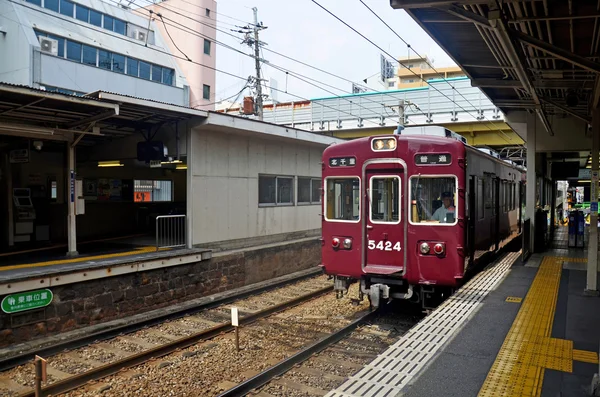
[133,29,147,42]
[39,37,58,56]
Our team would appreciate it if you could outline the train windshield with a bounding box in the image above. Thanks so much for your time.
[410,176,458,225]
[325,177,360,222]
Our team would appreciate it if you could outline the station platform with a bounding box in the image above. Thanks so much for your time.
[327,229,600,397]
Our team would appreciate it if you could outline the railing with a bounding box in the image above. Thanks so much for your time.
[155,215,186,251]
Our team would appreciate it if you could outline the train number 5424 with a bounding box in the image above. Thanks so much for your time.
[368,240,401,251]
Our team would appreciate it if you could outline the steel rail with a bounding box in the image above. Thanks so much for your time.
[1,267,322,372]
[216,309,378,397]
[17,284,332,397]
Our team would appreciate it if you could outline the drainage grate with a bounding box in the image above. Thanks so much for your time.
[326,251,520,397]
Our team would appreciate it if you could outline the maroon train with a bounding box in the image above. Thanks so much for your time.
[320,128,523,309]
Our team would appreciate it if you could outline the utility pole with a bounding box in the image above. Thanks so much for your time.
[239,8,267,120]
[252,7,263,120]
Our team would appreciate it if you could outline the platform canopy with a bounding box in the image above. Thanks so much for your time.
[390,0,599,151]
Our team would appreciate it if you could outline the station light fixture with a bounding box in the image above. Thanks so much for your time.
[97,160,123,167]
[372,137,397,151]
[176,164,187,170]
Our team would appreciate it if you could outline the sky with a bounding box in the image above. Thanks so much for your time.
[212,0,456,104]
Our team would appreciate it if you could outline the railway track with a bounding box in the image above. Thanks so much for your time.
[217,306,418,397]
[1,272,352,396]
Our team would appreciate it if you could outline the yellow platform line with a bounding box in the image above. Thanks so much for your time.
[0,246,168,272]
[573,349,600,364]
[477,256,593,397]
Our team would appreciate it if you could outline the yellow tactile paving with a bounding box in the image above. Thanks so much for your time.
[573,349,600,364]
[0,246,167,272]
[478,256,593,397]
[505,297,523,303]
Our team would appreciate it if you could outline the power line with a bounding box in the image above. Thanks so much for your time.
[310,0,519,146]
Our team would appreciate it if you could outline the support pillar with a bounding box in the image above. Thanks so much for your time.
[66,143,77,256]
[185,125,193,249]
[526,114,537,253]
[586,108,599,295]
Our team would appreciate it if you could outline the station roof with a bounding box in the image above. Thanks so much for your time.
[0,84,207,146]
[391,0,599,137]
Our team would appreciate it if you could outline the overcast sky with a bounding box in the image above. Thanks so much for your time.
[213,0,456,103]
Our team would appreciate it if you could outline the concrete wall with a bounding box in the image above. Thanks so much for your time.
[190,128,323,245]
[0,1,37,86]
[0,239,320,347]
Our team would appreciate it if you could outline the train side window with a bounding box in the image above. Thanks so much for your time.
[369,176,400,224]
[409,176,458,225]
[325,177,360,222]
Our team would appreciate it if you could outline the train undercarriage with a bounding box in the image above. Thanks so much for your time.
[332,275,452,311]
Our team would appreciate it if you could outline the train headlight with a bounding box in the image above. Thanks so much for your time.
[433,243,445,255]
[386,139,396,150]
[373,139,385,150]
[332,238,340,249]
[419,242,430,254]
[343,238,352,249]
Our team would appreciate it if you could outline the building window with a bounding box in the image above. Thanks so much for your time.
[204,39,211,55]
[298,177,321,205]
[75,4,88,21]
[134,180,172,202]
[112,53,125,73]
[127,57,139,77]
[43,0,59,12]
[205,8,210,17]
[139,61,151,80]
[66,40,82,62]
[103,15,114,31]
[151,65,162,82]
[26,0,42,6]
[42,85,84,96]
[259,175,294,206]
[114,18,126,35]
[388,81,395,88]
[162,68,174,85]
[59,0,73,16]
[98,50,111,70]
[203,84,210,100]
[82,44,97,66]
[89,9,102,26]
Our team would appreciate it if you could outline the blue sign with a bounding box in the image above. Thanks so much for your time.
[70,170,75,203]
[592,202,598,212]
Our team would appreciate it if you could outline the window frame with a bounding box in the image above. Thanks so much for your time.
[297,177,321,205]
[203,84,211,100]
[323,176,361,224]
[408,174,459,227]
[369,175,401,225]
[258,174,295,207]
[203,39,211,55]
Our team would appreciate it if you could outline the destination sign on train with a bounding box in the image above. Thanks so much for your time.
[329,157,356,167]
[415,153,452,165]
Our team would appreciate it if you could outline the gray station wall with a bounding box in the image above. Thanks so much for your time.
[190,128,323,246]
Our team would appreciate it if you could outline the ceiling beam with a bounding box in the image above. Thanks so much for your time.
[488,10,554,136]
[441,4,492,28]
[472,79,522,88]
[472,78,594,90]
[540,97,591,124]
[512,29,600,74]
[494,100,537,108]
[592,76,600,110]
[390,0,485,9]
[462,63,516,69]
[509,13,600,23]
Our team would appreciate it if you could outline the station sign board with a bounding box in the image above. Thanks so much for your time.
[9,149,29,163]
[1,289,53,314]
[329,157,356,167]
[415,153,452,165]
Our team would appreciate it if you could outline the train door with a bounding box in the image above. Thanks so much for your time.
[364,166,404,274]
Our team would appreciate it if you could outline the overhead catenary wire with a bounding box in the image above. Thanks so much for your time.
[310,0,520,146]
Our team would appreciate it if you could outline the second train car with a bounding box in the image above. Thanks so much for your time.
[321,127,523,309]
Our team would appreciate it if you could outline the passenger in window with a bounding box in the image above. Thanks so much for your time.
[431,191,455,223]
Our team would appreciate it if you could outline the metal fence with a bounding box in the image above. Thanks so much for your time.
[155,215,186,251]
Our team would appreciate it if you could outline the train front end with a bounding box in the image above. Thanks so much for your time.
[321,135,466,309]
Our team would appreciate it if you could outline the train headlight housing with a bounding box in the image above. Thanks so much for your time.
[332,238,340,249]
[343,238,352,249]
[373,139,385,150]
[419,242,430,254]
[372,137,397,151]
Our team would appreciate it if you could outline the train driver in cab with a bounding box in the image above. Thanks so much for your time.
[431,191,455,223]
